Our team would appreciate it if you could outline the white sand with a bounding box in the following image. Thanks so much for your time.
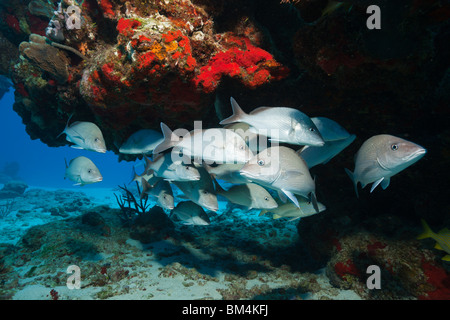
[0,185,361,300]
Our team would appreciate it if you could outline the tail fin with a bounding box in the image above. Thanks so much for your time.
[417,219,435,240]
[140,178,152,200]
[219,97,247,125]
[129,166,141,185]
[212,177,226,195]
[345,168,359,198]
[153,122,179,154]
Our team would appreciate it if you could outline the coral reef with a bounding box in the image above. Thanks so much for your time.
[19,34,69,83]
[2,0,289,159]
[0,0,449,301]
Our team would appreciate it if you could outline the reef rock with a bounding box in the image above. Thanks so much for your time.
[19,34,69,83]
[6,0,289,159]
[0,180,28,199]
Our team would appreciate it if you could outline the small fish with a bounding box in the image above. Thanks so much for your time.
[153,122,253,164]
[299,134,356,168]
[129,165,159,186]
[64,156,103,186]
[259,196,326,221]
[58,115,107,153]
[345,134,426,197]
[219,97,324,146]
[144,153,200,182]
[417,219,450,261]
[170,201,211,225]
[239,146,319,212]
[141,178,174,210]
[204,162,249,185]
[173,166,218,212]
[119,129,164,154]
[214,179,278,210]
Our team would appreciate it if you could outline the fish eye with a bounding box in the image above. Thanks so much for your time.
[185,166,190,170]
[95,138,99,142]
[257,159,265,166]
[203,190,209,194]
[391,144,399,151]
[264,196,269,201]
[309,128,315,132]
[88,169,92,174]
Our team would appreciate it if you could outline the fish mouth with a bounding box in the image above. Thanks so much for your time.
[405,148,427,162]
[94,177,103,182]
[204,204,219,212]
[96,148,107,153]
[239,169,255,179]
[308,139,325,147]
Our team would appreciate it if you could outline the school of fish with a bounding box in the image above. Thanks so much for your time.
[60,97,428,227]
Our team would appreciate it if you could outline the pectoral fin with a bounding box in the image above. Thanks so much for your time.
[370,177,385,193]
[381,178,390,190]
[282,189,300,208]
[277,190,287,203]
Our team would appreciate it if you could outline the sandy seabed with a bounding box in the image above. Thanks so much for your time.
[0,185,361,301]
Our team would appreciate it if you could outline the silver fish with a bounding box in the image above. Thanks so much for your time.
[204,162,249,185]
[223,122,267,154]
[153,122,253,164]
[311,117,352,141]
[214,179,278,209]
[239,146,319,212]
[259,195,326,221]
[119,129,164,155]
[64,156,103,186]
[299,134,356,168]
[170,201,211,225]
[219,97,324,146]
[345,134,426,197]
[173,166,218,212]
[141,178,174,210]
[59,115,106,153]
[144,153,200,182]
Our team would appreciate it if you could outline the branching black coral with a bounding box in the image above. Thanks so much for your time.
[0,200,15,219]
[114,182,150,225]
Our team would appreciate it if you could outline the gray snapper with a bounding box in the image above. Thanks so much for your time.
[214,179,278,209]
[153,122,253,164]
[259,195,326,221]
[119,129,164,154]
[345,134,426,197]
[58,115,106,153]
[144,153,200,182]
[239,146,319,212]
[170,201,211,225]
[141,178,174,210]
[299,134,356,168]
[173,166,218,212]
[204,162,249,185]
[219,97,324,147]
[64,156,103,186]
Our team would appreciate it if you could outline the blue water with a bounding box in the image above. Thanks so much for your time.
[0,89,134,188]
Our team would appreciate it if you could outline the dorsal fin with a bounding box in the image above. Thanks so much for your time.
[153,122,179,154]
[219,97,248,125]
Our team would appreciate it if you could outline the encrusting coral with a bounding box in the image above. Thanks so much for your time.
[19,34,69,83]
